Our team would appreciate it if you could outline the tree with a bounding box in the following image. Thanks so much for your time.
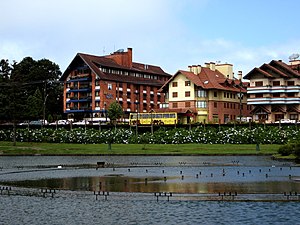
[0,59,12,121]
[107,101,123,129]
[25,88,43,120]
[0,57,63,122]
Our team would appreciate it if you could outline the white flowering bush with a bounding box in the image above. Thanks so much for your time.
[0,125,299,144]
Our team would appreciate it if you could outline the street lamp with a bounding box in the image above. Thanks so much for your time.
[149,106,153,135]
[43,93,49,127]
[237,84,243,123]
[104,102,107,122]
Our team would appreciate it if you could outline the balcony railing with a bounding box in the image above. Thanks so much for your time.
[247,85,300,94]
[247,97,300,104]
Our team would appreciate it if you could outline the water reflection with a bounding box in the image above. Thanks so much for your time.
[0,156,299,195]
[4,175,300,194]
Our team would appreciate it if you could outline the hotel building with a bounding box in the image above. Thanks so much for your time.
[244,60,300,123]
[159,62,251,124]
[59,48,171,121]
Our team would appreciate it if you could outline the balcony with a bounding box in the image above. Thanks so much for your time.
[67,76,91,83]
[247,97,300,105]
[247,85,300,94]
[67,86,92,93]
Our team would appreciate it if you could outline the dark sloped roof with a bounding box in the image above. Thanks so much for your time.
[243,60,300,79]
[60,53,171,84]
[160,68,246,93]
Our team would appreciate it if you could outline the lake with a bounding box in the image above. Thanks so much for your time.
[0,155,299,224]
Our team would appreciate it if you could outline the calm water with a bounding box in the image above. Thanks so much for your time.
[0,155,299,224]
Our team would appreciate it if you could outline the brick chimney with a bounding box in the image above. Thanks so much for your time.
[189,65,201,75]
[106,47,133,68]
[237,71,242,80]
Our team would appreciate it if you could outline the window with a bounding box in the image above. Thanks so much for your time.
[287,81,295,86]
[290,114,298,120]
[224,92,226,98]
[172,82,178,87]
[196,89,207,97]
[224,103,226,108]
[196,101,207,108]
[185,102,190,107]
[287,93,295,97]
[214,92,218,97]
[214,102,217,108]
[108,83,112,90]
[273,93,280,97]
[172,92,178,98]
[95,80,100,86]
[173,102,178,108]
[95,102,100,107]
[185,91,190,97]
[255,93,263,98]
[273,81,280,86]
[255,81,263,87]
[185,81,191,86]
[95,91,100,96]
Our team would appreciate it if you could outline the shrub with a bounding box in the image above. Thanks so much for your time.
[278,144,294,156]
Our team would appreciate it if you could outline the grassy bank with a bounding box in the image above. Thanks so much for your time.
[0,141,281,156]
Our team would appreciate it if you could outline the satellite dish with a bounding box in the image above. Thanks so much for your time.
[289,53,299,61]
[116,49,124,53]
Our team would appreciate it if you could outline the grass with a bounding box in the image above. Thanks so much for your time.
[0,141,282,156]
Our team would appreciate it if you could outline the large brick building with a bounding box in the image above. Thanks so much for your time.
[60,48,171,121]
[159,62,251,124]
[244,59,300,123]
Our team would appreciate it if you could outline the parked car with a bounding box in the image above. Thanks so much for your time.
[275,119,296,124]
[29,120,48,125]
[49,120,70,125]
[72,120,88,125]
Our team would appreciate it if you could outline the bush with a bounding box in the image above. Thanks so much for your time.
[278,144,294,156]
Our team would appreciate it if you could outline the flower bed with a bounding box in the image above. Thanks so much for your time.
[0,126,299,145]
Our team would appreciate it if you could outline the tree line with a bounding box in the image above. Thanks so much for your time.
[0,57,63,123]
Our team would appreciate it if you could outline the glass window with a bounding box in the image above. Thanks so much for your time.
[172,82,178,87]
[196,89,207,97]
[185,81,191,86]
[108,83,112,90]
[172,92,178,98]
[255,81,263,87]
[173,103,178,108]
[185,91,190,97]
[185,102,190,107]
[196,101,207,108]
[287,81,295,86]
[273,81,280,86]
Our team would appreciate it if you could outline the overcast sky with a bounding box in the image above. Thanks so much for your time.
[1,0,300,77]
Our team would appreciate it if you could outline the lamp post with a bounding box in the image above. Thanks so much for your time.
[149,106,153,135]
[43,94,49,127]
[237,82,244,123]
[104,102,107,122]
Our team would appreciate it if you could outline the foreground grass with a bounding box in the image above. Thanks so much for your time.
[0,141,281,155]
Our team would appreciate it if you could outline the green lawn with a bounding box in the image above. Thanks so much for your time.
[0,141,281,155]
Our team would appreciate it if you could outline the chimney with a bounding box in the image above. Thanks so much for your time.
[209,62,215,71]
[237,71,242,80]
[105,47,132,68]
[197,65,201,74]
[127,47,132,68]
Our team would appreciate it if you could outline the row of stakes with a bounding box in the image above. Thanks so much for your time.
[1,186,299,201]
[125,167,293,180]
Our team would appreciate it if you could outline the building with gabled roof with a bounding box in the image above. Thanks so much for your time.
[159,62,251,124]
[59,48,171,121]
[244,60,300,123]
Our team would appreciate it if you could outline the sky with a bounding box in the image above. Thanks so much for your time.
[1,0,300,78]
